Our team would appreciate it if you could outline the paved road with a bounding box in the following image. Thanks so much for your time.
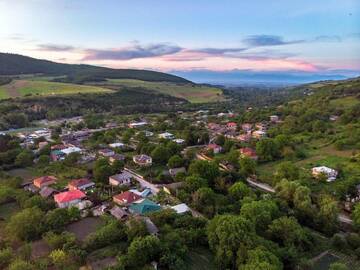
[124,167,160,194]
[246,178,275,193]
[338,213,353,224]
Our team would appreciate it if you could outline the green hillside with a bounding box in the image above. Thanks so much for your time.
[0,52,190,83]
[0,79,112,99]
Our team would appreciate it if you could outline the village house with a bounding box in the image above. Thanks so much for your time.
[239,147,258,160]
[255,123,267,131]
[207,144,223,154]
[109,154,125,164]
[33,176,57,189]
[98,148,115,157]
[50,150,66,161]
[252,130,266,139]
[133,154,152,166]
[171,203,190,214]
[113,190,142,205]
[173,138,185,144]
[68,178,95,191]
[109,171,133,186]
[226,122,237,130]
[158,132,175,140]
[61,146,82,156]
[208,122,222,131]
[312,166,338,182]
[54,190,86,208]
[241,123,253,132]
[38,141,49,149]
[110,206,128,220]
[129,198,161,215]
[270,115,279,123]
[237,133,252,142]
[39,187,58,198]
[109,142,125,149]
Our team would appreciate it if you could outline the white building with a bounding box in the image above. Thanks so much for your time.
[61,146,82,155]
[312,166,338,182]
[109,142,125,148]
[159,132,175,140]
[173,138,185,144]
[171,203,190,214]
[128,121,147,128]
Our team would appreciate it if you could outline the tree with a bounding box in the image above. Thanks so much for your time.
[242,247,283,270]
[352,203,360,230]
[317,194,339,234]
[256,138,280,161]
[49,249,71,270]
[228,182,253,201]
[15,150,33,167]
[329,262,349,270]
[184,176,208,193]
[275,161,299,181]
[126,218,148,242]
[151,145,170,165]
[43,231,77,249]
[167,155,184,168]
[240,199,279,233]
[207,214,257,269]
[45,208,71,232]
[37,155,50,166]
[239,157,256,177]
[0,248,13,269]
[267,216,310,251]
[23,195,53,211]
[6,207,44,241]
[188,160,219,186]
[126,235,161,268]
[8,259,34,270]
[84,220,126,251]
[93,158,113,183]
[192,187,217,217]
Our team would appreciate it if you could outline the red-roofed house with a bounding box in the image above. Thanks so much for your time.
[207,144,223,154]
[33,176,57,189]
[113,191,142,205]
[237,133,252,142]
[239,147,258,160]
[54,190,86,208]
[68,178,95,191]
[226,122,237,130]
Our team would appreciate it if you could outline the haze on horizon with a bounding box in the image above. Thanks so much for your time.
[1,0,359,83]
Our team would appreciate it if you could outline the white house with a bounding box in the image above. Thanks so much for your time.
[159,132,175,140]
[312,166,338,182]
[109,171,133,186]
[109,142,125,148]
[173,138,185,144]
[171,203,190,214]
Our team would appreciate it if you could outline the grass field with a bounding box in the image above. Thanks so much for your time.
[104,79,224,103]
[0,202,20,221]
[330,96,360,108]
[0,79,113,99]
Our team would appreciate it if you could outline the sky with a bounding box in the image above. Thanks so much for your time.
[0,0,360,83]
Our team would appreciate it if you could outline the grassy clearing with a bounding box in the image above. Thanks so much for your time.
[104,79,224,103]
[330,96,359,108]
[0,80,113,99]
[0,202,20,221]
[66,217,105,242]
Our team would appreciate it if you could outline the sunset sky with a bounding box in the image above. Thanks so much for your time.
[1,0,359,82]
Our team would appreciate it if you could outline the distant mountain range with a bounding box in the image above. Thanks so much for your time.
[0,53,190,84]
[173,70,358,85]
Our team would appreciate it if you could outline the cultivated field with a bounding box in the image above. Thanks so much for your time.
[103,79,224,103]
[0,79,113,99]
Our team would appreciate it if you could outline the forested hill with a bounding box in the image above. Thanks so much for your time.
[0,53,190,84]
